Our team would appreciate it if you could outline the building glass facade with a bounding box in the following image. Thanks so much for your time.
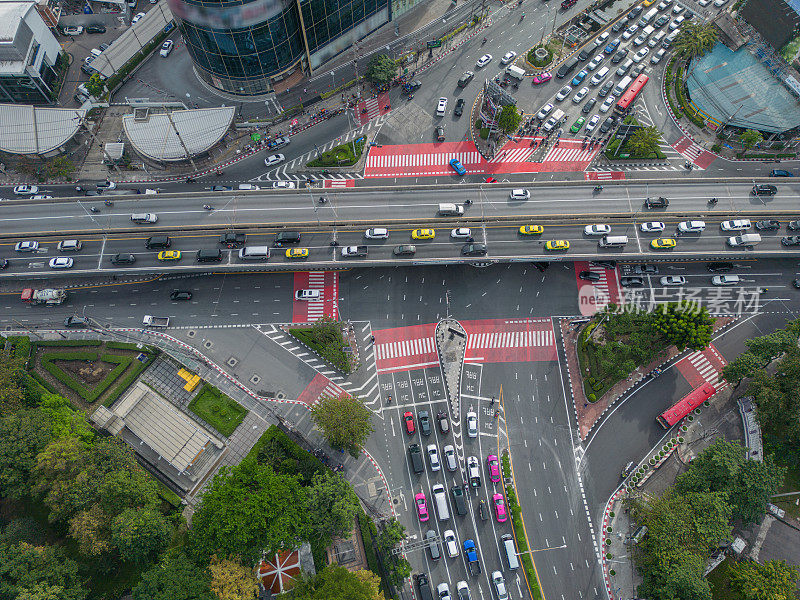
[300,0,385,53]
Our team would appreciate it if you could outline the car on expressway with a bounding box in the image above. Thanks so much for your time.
[500,51,517,64]
[170,290,192,301]
[32,194,53,200]
[64,316,89,327]
[466,411,478,438]
[633,47,649,62]
[456,581,471,600]
[393,245,416,256]
[707,262,733,272]
[403,411,415,435]
[755,220,781,231]
[415,492,429,522]
[491,571,508,600]
[782,236,800,246]
[720,219,751,231]
[788,221,800,230]
[752,184,777,196]
[48,257,73,269]
[365,228,389,239]
[437,583,451,600]
[545,240,570,250]
[14,241,39,252]
[285,248,309,259]
[467,456,481,487]
[677,220,705,233]
[640,221,665,232]
[449,158,466,175]
[660,275,687,286]
[111,253,136,265]
[264,154,285,166]
[770,169,794,177]
[645,196,669,208]
[132,11,145,22]
[412,229,435,240]
[584,224,611,235]
[219,233,246,247]
[533,71,552,84]
[604,38,621,53]
[443,530,458,557]
[487,454,501,482]
[476,54,493,68]
[211,185,232,191]
[13,185,38,195]
[711,275,741,286]
[157,251,181,261]
[650,238,676,249]
[519,224,544,235]
[620,276,644,287]
[493,493,508,522]
[509,188,530,200]
[451,227,473,239]
[462,243,487,256]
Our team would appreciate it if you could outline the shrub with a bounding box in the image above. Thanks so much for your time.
[102,355,153,407]
[475,119,483,129]
[40,352,132,403]
[592,381,603,392]
[588,393,597,402]
[609,511,615,517]
[711,144,721,153]
[35,339,102,347]
[610,569,616,576]
[307,139,365,168]
[358,512,380,577]
[480,127,490,139]
[588,377,596,384]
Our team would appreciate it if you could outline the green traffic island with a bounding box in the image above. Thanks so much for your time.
[604,116,666,161]
[525,39,560,70]
[307,138,366,168]
[288,317,357,374]
[187,383,248,437]
[577,303,714,402]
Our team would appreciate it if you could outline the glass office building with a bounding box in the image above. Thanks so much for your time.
[170,0,389,95]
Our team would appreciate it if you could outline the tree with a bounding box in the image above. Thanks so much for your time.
[648,302,713,351]
[310,393,373,456]
[374,518,411,586]
[132,551,216,600]
[207,555,257,600]
[38,394,94,447]
[84,73,105,99]
[0,542,87,600]
[190,458,309,564]
[628,126,662,157]
[675,21,718,62]
[292,565,384,600]
[497,105,521,133]
[740,129,763,152]
[306,472,361,547]
[97,468,160,517]
[722,320,800,384]
[0,409,53,500]
[111,507,171,564]
[365,54,396,86]
[68,504,111,557]
[729,559,800,600]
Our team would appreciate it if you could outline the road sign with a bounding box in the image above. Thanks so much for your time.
[427,40,442,48]
[250,133,261,142]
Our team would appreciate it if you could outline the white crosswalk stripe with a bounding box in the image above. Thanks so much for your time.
[488,147,532,163]
[366,151,482,168]
[542,146,597,162]
[306,272,327,320]
[687,352,720,385]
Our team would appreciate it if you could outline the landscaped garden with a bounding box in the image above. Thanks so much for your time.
[289,316,355,373]
[188,383,248,437]
[307,138,366,168]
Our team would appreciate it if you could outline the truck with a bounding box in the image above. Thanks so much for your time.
[21,288,67,305]
[505,65,525,81]
[142,315,170,327]
[463,539,481,576]
[341,245,368,257]
[416,573,434,600]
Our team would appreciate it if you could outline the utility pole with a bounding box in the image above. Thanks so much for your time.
[74,111,121,174]
[165,108,198,171]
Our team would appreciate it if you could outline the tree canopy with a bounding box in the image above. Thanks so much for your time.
[207,555,258,600]
[498,105,522,133]
[675,21,718,61]
[132,551,216,600]
[728,559,800,600]
[650,302,714,352]
[628,126,662,156]
[310,393,373,456]
[0,542,87,600]
[374,519,411,586]
[740,129,763,152]
[306,472,361,547]
[365,54,396,86]
[292,565,384,600]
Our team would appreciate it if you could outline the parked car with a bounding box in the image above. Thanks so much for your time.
[160,40,174,57]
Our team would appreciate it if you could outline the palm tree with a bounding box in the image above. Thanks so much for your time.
[628,126,663,157]
[675,21,719,63]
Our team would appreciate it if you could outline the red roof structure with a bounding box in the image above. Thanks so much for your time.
[258,550,302,594]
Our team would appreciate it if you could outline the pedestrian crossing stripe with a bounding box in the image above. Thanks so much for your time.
[467,330,555,348]
[376,337,436,360]
[488,147,533,163]
[687,352,720,385]
[542,146,598,163]
[366,152,482,168]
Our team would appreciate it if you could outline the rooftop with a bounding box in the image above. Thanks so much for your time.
[0,104,86,154]
[0,2,32,42]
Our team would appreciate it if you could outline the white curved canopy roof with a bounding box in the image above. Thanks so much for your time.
[0,104,86,155]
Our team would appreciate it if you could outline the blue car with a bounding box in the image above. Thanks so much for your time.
[571,70,587,86]
[449,158,467,176]
[604,38,621,54]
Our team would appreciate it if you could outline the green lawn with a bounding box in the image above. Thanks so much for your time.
[188,384,248,437]
[307,139,365,167]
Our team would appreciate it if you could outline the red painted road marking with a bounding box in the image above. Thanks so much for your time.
[674,344,727,388]
[574,262,621,316]
[374,323,438,373]
[323,179,355,188]
[292,271,339,322]
[356,92,391,125]
[673,136,716,169]
[295,372,347,406]
[585,171,625,180]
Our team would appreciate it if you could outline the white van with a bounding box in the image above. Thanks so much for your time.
[613,76,633,97]
[438,203,464,216]
[501,534,520,570]
[662,30,680,48]
[590,66,610,86]
[599,235,629,248]
[616,59,634,77]
[238,246,271,260]
[505,65,525,80]
[432,484,450,521]
[649,30,666,47]
[727,233,761,247]
[130,213,157,223]
[639,7,658,25]
[543,108,565,132]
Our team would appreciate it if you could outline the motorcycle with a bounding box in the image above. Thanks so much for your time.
[104,200,113,206]
[90,206,99,213]
[203,204,214,210]
[708,197,718,206]
[319,196,327,204]
[482,37,487,44]
[594,185,603,192]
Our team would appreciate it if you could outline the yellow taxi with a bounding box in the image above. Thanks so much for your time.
[412,228,435,240]
[650,238,677,249]
[157,250,181,261]
[519,224,544,235]
[545,240,570,251]
[286,248,309,259]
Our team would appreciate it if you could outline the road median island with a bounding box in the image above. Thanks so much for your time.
[288,316,356,374]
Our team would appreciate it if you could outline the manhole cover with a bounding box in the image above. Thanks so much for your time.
[227,357,238,367]
[250,374,261,384]
[203,340,213,349]
[187,330,196,338]
[276,391,285,399]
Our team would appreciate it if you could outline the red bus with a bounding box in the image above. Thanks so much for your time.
[614,74,649,114]
[657,382,716,428]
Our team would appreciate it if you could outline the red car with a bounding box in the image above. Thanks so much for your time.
[487,454,501,483]
[493,493,507,522]
[404,411,415,435]
[415,492,429,522]
[532,71,552,84]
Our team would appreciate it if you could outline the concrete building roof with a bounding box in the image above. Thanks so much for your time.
[0,2,32,42]
[0,104,86,154]
[122,106,235,162]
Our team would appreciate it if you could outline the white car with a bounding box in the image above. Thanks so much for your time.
[264,153,285,166]
[132,11,145,22]
[509,188,530,200]
[427,444,441,471]
[63,25,84,35]
[13,185,38,195]
[491,571,508,600]
[555,85,572,101]
[436,97,448,116]
[595,31,610,46]
[536,102,554,120]
[633,47,650,62]
[159,40,173,57]
[31,195,53,200]
[456,582,470,600]
[96,180,116,190]
[587,54,604,70]
[15,241,38,252]
[365,228,389,239]
[500,51,517,64]
[57,240,82,251]
[443,444,457,471]
[599,96,616,113]
[467,456,480,485]
[672,3,685,13]
[572,86,589,103]
[640,221,665,232]
[713,0,728,6]
[466,411,478,438]
[476,54,493,68]
[698,0,710,5]
[634,32,649,46]
[677,220,705,232]
[451,227,473,239]
[622,25,639,40]
[237,184,260,190]
[584,224,611,235]
[443,530,458,558]
[651,49,667,64]
[720,219,751,231]
[660,275,687,286]
[711,274,740,286]
[49,257,73,269]
[272,181,296,189]
[437,583,451,600]
[669,16,685,30]
[585,114,601,133]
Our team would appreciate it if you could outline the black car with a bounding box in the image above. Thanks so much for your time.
[598,80,615,97]
[755,219,780,230]
[788,220,800,230]
[170,290,193,301]
[782,236,800,246]
[219,232,246,247]
[582,98,597,114]
[628,5,643,19]
[629,264,659,275]
[752,184,777,196]
[620,276,644,287]
[393,244,416,256]
[86,23,106,33]
[707,262,733,272]
[99,42,110,51]
[591,260,616,269]
[418,410,431,436]
[655,15,670,27]
[64,316,89,327]
[578,48,593,61]
[611,48,628,63]
[794,279,800,289]
[406,79,422,92]
[579,270,601,282]
[110,253,136,265]
[0,259,7,269]
[457,71,474,87]
[611,20,626,32]
[645,196,669,208]
[771,169,794,177]
[435,125,445,141]
[462,243,487,256]
[84,190,101,196]
[211,185,232,191]
[599,116,618,133]
[437,410,450,434]
[454,98,465,117]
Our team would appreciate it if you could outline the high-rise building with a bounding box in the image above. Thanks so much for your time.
[168,0,390,96]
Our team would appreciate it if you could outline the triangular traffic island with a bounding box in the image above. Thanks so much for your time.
[435,318,468,421]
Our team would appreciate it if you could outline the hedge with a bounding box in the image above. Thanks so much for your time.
[26,371,56,395]
[102,356,153,407]
[34,339,102,347]
[105,26,171,93]
[8,336,32,360]
[504,474,544,599]
[106,341,158,352]
[358,511,381,579]
[40,352,132,403]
